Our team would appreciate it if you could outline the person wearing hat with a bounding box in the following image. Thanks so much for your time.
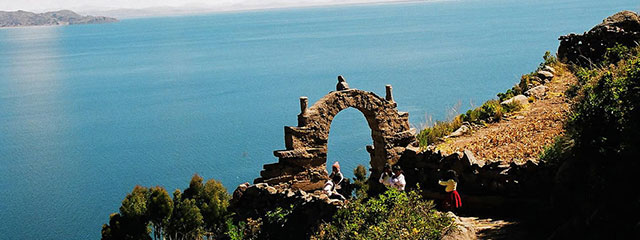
[439,170,462,210]
[391,165,406,191]
[379,163,393,187]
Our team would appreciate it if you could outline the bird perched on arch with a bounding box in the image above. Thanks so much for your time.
[336,75,350,91]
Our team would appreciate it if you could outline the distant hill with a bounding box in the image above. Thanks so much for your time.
[0,10,117,28]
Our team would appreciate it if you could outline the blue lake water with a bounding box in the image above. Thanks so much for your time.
[1,0,638,239]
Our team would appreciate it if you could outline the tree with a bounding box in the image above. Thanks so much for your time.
[148,186,173,240]
[102,186,152,240]
[183,174,204,200]
[200,178,230,233]
[167,190,204,240]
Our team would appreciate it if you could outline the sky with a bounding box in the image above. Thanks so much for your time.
[0,0,418,12]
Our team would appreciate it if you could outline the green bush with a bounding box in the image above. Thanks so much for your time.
[567,54,640,158]
[539,135,574,166]
[312,189,453,240]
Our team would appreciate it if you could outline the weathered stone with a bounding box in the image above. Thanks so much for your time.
[543,65,556,74]
[442,212,477,240]
[256,82,416,191]
[537,70,554,80]
[266,186,277,194]
[449,125,470,137]
[525,85,549,99]
[501,94,529,106]
[558,11,640,66]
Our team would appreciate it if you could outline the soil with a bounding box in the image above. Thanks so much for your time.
[435,66,576,164]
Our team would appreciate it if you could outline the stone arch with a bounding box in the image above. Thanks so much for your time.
[254,84,416,191]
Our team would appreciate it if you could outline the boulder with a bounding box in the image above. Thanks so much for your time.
[525,85,549,99]
[449,125,470,137]
[543,65,556,74]
[501,94,529,106]
[442,212,477,240]
[537,70,554,80]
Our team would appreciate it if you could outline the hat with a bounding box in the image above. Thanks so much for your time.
[392,165,402,171]
[384,163,391,169]
[332,161,340,171]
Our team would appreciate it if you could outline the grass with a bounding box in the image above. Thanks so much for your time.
[416,51,558,148]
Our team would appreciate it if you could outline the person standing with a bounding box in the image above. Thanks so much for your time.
[379,163,393,187]
[439,170,462,210]
[391,165,406,191]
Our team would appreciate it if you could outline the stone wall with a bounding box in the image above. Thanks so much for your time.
[398,146,553,197]
[558,11,640,66]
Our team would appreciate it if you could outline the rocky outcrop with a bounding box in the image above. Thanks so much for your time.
[230,182,344,239]
[0,10,117,28]
[254,82,416,191]
[558,11,640,66]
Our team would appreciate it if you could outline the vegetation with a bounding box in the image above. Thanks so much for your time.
[416,52,557,147]
[352,164,369,198]
[539,45,640,238]
[101,174,230,240]
[312,188,453,240]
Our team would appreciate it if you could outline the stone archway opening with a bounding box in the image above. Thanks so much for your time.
[254,77,417,191]
[326,108,374,179]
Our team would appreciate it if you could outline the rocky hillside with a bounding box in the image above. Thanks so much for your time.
[0,10,117,28]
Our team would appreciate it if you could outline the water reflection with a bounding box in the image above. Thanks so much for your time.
[0,26,71,237]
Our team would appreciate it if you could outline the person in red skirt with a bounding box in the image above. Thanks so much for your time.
[439,170,462,210]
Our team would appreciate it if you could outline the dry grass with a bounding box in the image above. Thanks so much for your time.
[435,63,576,163]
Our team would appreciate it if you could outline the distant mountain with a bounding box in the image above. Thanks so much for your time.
[0,10,117,28]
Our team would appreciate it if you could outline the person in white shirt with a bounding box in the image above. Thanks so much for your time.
[379,163,393,187]
[391,165,406,191]
[324,161,346,200]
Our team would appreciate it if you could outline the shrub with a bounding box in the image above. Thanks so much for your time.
[353,165,369,198]
[312,189,454,240]
[417,115,463,146]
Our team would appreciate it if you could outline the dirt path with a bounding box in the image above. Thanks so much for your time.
[459,216,529,240]
[436,66,576,164]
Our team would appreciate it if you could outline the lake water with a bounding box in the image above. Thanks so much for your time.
[1,0,638,239]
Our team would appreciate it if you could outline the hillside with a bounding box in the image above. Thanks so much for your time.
[0,10,117,28]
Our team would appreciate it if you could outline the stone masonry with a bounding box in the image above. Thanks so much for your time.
[254,77,417,191]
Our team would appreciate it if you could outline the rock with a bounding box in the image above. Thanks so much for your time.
[449,125,470,137]
[525,85,549,99]
[463,150,478,165]
[442,212,477,240]
[501,95,529,106]
[558,11,640,66]
[255,183,269,189]
[266,186,277,194]
[543,65,556,74]
[537,70,554,80]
